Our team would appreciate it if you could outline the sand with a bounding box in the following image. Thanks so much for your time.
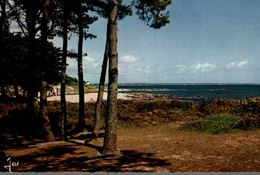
[47,92,131,103]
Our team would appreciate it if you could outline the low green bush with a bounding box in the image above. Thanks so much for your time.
[180,114,241,134]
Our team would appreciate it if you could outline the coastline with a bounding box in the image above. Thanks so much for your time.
[47,92,132,103]
[45,84,260,103]
[47,92,203,103]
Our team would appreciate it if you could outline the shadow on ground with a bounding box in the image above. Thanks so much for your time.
[0,132,171,172]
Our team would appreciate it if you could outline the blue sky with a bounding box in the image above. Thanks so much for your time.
[53,0,260,84]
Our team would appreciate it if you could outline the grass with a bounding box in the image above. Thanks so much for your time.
[0,98,260,172]
[1,122,259,172]
[180,114,241,134]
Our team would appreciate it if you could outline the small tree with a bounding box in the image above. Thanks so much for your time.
[102,0,171,154]
[60,0,69,141]
[90,0,132,139]
[71,0,97,132]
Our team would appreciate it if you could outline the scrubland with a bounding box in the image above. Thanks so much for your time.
[0,97,259,172]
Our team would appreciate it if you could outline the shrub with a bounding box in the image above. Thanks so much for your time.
[117,99,199,127]
[198,97,260,117]
[1,97,259,134]
[233,114,260,130]
[180,114,241,134]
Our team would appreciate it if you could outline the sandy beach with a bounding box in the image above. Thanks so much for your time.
[47,92,132,103]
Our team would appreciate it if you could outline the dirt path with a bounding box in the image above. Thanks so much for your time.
[1,123,259,172]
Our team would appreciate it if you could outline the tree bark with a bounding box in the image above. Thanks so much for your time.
[92,20,109,139]
[40,82,55,142]
[77,8,85,131]
[102,0,119,155]
[0,0,6,98]
[25,2,37,120]
[14,83,19,98]
[61,2,68,141]
[0,0,5,44]
[39,0,55,142]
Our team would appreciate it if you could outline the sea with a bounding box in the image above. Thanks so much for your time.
[118,84,260,103]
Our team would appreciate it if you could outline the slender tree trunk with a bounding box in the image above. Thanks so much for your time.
[39,0,55,142]
[61,2,68,141]
[0,81,6,97]
[14,83,19,98]
[92,20,109,139]
[26,35,37,119]
[0,0,5,44]
[0,0,6,98]
[23,88,26,98]
[25,2,37,120]
[77,9,85,131]
[102,0,119,155]
[40,81,55,141]
[26,88,35,118]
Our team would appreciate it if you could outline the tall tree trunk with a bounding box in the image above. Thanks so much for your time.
[40,82,55,141]
[92,20,109,139]
[102,0,119,155]
[39,0,55,142]
[26,87,35,119]
[26,4,37,120]
[77,9,85,131]
[61,2,68,141]
[0,81,6,97]
[0,0,5,46]
[14,83,19,98]
[0,0,7,98]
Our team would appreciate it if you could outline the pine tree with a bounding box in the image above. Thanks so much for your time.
[102,0,171,154]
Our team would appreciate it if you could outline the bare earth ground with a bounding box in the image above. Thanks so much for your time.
[1,122,259,172]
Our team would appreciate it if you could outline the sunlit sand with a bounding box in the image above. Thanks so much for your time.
[47,92,131,103]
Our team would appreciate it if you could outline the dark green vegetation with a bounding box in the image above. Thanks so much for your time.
[0,97,259,137]
[1,0,172,149]
[65,76,79,85]
[0,33,61,99]
[181,114,242,134]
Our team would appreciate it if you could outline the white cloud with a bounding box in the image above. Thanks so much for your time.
[237,61,248,69]
[121,55,137,63]
[225,60,248,70]
[176,62,216,74]
[83,56,98,68]
[190,62,216,73]
[176,65,186,73]
[66,56,101,82]
[67,58,76,66]
[225,62,236,70]
[84,56,94,62]
[143,65,151,74]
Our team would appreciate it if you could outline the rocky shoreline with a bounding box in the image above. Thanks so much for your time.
[125,93,205,103]
[47,92,206,103]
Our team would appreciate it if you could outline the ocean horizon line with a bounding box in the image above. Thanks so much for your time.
[117,83,260,86]
[91,83,260,86]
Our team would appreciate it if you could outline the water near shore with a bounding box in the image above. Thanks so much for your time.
[118,84,260,103]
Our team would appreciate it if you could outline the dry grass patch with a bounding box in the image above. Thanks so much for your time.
[117,123,260,172]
